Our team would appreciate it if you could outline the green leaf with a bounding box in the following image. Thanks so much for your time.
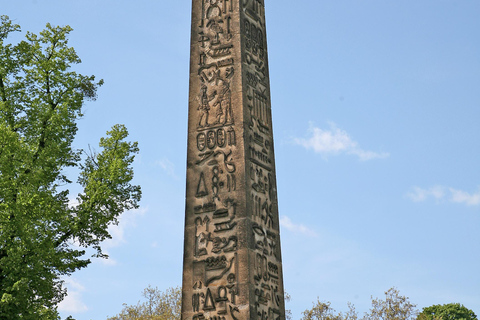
[0,16,141,318]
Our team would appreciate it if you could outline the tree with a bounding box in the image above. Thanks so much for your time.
[0,15,141,319]
[364,287,418,320]
[109,287,293,320]
[301,287,416,320]
[418,303,477,320]
[107,286,181,320]
[301,299,358,320]
[285,291,292,320]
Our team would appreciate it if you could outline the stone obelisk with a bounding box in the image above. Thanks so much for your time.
[182,1,285,319]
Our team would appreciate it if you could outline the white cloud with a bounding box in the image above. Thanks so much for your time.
[407,186,480,206]
[407,185,446,202]
[64,200,148,266]
[67,198,80,209]
[156,157,177,178]
[66,199,148,249]
[449,187,480,206]
[349,149,390,161]
[104,207,148,249]
[58,278,88,313]
[280,215,318,237]
[98,252,118,266]
[96,207,147,266]
[294,122,389,161]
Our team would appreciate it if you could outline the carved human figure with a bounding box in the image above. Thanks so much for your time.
[206,0,222,20]
[214,81,233,125]
[198,85,217,127]
[207,18,224,45]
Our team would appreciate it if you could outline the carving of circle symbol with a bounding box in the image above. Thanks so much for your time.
[199,129,230,150]
[209,0,219,5]
[197,133,206,151]
[207,130,216,149]
[265,139,271,150]
[217,129,226,147]
[218,286,228,300]
[227,273,235,283]
[212,167,220,184]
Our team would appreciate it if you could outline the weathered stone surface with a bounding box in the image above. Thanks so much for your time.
[182,1,285,319]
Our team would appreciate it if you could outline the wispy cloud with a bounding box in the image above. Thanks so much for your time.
[407,186,480,206]
[294,122,389,161]
[58,278,88,313]
[98,207,148,266]
[104,207,147,248]
[406,185,446,202]
[67,198,80,209]
[280,215,318,237]
[449,187,480,206]
[65,197,148,266]
[156,157,177,178]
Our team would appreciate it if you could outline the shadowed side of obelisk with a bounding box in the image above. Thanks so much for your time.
[240,1,286,319]
[182,1,285,319]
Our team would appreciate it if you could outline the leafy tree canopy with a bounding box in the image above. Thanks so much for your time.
[418,303,477,320]
[0,15,141,319]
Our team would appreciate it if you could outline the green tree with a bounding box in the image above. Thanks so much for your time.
[418,303,477,320]
[107,286,181,320]
[0,15,141,319]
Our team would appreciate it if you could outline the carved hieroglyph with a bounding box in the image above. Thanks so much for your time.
[182,1,285,319]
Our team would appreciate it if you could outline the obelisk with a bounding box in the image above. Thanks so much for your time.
[182,1,285,319]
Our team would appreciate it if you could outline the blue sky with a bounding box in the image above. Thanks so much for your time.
[2,0,479,319]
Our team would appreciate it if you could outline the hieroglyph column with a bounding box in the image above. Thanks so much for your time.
[182,0,285,319]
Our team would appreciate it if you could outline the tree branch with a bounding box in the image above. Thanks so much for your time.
[0,73,7,102]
